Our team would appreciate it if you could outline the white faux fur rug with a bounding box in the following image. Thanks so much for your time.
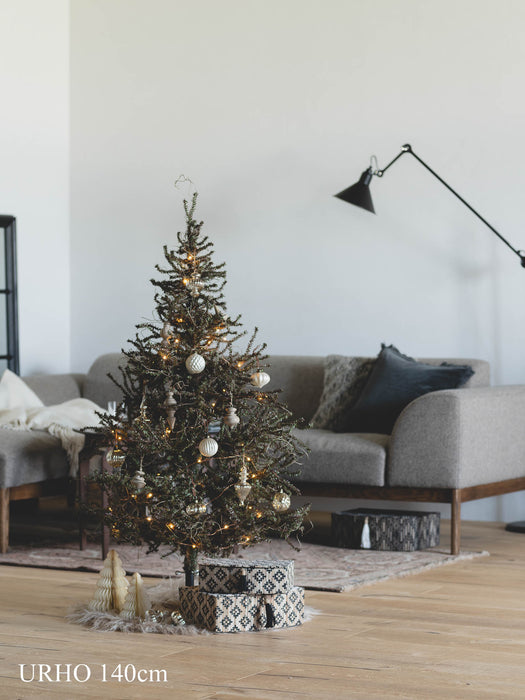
[67,579,319,635]
[0,539,488,593]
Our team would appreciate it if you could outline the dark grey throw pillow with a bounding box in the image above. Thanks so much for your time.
[342,344,474,435]
[311,355,375,430]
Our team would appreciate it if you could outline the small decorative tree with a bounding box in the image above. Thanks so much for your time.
[88,549,129,613]
[90,192,309,585]
[120,572,151,620]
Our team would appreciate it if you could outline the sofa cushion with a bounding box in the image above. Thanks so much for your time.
[24,374,84,406]
[0,429,69,489]
[311,355,374,430]
[344,345,474,435]
[292,428,388,486]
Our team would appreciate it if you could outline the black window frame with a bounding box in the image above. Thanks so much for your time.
[0,216,19,374]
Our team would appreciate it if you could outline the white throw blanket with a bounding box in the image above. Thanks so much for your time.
[0,398,103,477]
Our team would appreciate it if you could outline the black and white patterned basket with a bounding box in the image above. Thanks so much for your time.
[179,585,305,633]
[199,558,294,595]
[331,508,440,551]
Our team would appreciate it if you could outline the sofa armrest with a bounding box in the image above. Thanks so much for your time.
[388,385,525,489]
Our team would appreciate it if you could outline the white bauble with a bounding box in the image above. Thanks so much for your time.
[199,437,219,457]
[185,353,206,374]
[250,370,270,388]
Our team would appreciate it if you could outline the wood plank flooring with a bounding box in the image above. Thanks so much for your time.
[0,520,524,699]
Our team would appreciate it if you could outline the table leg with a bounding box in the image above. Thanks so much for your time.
[78,457,89,551]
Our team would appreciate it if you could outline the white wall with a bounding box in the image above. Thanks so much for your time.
[70,0,525,521]
[0,0,70,374]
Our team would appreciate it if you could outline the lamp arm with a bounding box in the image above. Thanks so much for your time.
[375,143,525,267]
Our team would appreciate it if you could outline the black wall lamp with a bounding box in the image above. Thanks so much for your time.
[335,143,525,268]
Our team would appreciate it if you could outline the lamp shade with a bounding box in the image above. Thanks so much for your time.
[334,168,375,213]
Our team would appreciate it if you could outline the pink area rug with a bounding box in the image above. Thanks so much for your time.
[0,539,488,592]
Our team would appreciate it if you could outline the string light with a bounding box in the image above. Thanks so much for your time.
[146,493,153,499]
[167,522,175,530]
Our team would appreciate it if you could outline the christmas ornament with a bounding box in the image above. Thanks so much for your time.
[119,572,151,620]
[163,389,177,429]
[199,437,218,457]
[250,370,270,388]
[146,609,186,625]
[185,352,206,374]
[106,447,126,467]
[186,501,207,515]
[131,469,146,492]
[223,406,240,428]
[234,463,252,505]
[88,550,129,613]
[272,490,291,512]
[187,273,204,297]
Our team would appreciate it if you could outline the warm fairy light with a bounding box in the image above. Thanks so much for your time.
[146,516,152,522]
[246,456,251,461]
[223,524,229,530]
[191,543,197,549]
[165,428,171,436]
[174,338,180,344]
[177,318,183,323]
[237,361,244,368]
[161,353,168,360]
[147,492,153,499]
[256,512,262,518]
[210,400,216,408]
[166,522,175,530]
[183,278,189,285]
[242,535,251,542]
[250,473,257,479]
[197,457,202,463]
[187,254,193,261]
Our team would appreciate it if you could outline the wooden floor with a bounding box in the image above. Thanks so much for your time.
[0,520,524,699]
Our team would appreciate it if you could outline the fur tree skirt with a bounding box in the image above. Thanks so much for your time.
[67,578,318,635]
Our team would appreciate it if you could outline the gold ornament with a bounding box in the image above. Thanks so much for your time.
[185,352,206,374]
[234,463,252,505]
[186,501,207,515]
[106,447,126,467]
[223,406,240,428]
[163,389,177,430]
[250,370,270,388]
[198,437,218,457]
[272,490,291,512]
[131,469,146,492]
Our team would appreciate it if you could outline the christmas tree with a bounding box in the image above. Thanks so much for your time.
[90,192,309,584]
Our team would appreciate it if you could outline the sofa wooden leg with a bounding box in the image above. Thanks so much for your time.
[0,488,10,553]
[451,489,461,555]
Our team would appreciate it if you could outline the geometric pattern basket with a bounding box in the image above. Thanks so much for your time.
[179,585,305,633]
[331,508,440,551]
[199,558,294,595]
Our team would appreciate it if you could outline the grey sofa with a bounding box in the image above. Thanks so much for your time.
[1,353,524,555]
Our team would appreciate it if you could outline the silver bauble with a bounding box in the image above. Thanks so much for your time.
[272,490,291,512]
[198,437,219,457]
[223,406,240,428]
[186,501,207,515]
[185,353,206,374]
[131,469,146,492]
[250,370,270,388]
[106,447,126,467]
